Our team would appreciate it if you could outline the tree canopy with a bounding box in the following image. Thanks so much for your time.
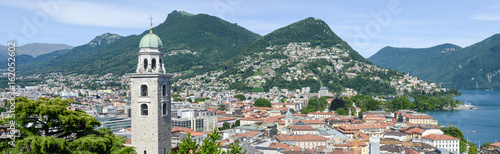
[0,97,135,154]
[253,98,271,107]
[172,128,246,154]
[234,95,246,101]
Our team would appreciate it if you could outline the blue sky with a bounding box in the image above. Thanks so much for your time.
[1,0,499,57]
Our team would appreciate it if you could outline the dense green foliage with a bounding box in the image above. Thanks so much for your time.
[220,122,231,130]
[0,97,134,153]
[385,94,461,112]
[231,120,240,128]
[441,126,467,153]
[369,34,500,90]
[173,128,246,154]
[234,95,246,101]
[253,98,271,107]
[469,146,477,154]
[19,10,260,76]
[301,96,329,114]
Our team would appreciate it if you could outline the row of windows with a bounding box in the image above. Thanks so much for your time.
[140,84,169,97]
[143,58,162,70]
[140,103,168,116]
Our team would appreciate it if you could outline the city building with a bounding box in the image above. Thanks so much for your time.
[422,134,460,153]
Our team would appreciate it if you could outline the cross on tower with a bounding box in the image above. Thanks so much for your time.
[148,15,154,27]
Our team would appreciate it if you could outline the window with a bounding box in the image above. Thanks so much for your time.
[144,150,147,154]
[141,85,148,96]
[162,85,167,96]
[162,103,167,115]
[160,59,162,69]
[143,59,148,70]
[141,104,148,115]
[152,58,156,70]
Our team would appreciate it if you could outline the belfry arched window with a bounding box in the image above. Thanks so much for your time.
[141,104,148,115]
[162,84,167,96]
[162,103,167,115]
[140,85,148,96]
[143,59,148,70]
[159,59,162,69]
[152,58,156,70]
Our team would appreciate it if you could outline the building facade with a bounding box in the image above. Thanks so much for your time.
[422,134,460,153]
[130,26,172,154]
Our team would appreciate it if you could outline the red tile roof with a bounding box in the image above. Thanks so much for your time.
[235,131,261,138]
[490,142,500,147]
[268,142,301,151]
[274,134,328,141]
[423,134,459,140]
[287,125,316,131]
[218,117,236,122]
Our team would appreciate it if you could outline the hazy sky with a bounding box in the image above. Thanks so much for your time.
[1,0,499,57]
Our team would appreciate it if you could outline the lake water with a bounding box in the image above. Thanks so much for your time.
[423,90,500,145]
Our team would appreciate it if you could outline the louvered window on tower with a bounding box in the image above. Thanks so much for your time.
[141,85,148,96]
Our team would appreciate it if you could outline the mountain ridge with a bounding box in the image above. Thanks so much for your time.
[19,10,261,76]
[369,33,500,90]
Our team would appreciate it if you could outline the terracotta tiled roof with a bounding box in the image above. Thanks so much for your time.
[404,127,424,134]
[490,142,500,147]
[171,127,204,136]
[269,142,301,151]
[287,125,316,131]
[235,131,261,138]
[334,141,368,147]
[218,117,236,122]
[422,134,459,140]
[338,123,386,131]
[403,114,433,119]
[274,134,328,141]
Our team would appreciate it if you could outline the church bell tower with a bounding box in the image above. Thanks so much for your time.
[129,17,172,154]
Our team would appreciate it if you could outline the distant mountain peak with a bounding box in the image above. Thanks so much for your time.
[242,16,370,63]
[88,33,122,47]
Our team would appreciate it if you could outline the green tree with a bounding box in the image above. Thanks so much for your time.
[219,104,227,111]
[173,128,246,154]
[253,98,271,107]
[0,107,6,113]
[482,142,492,149]
[220,122,231,130]
[0,97,135,154]
[174,98,183,102]
[441,126,467,153]
[329,98,346,111]
[231,120,240,128]
[336,108,346,115]
[468,146,477,154]
[234,95,246,101]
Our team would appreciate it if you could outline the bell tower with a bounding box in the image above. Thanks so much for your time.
[130,17,172,154]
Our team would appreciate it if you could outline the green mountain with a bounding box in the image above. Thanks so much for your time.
[19,10,261,76]
[0,43,73,69]
[216,17,400,95]
[16,49,71,65]
[369,34,500,90]
[368,43,462,77]
[17,43,73,57]
[240,17,368,63]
